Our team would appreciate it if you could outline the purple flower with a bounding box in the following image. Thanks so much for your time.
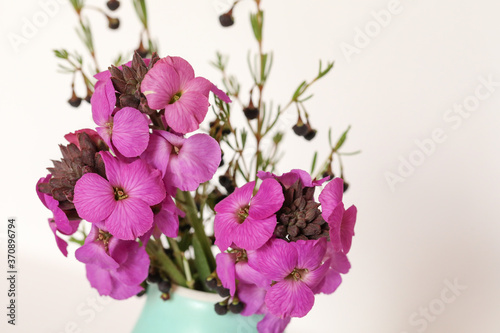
[257,313,291,333]
[214,179,284,251]
[73,151,166,240]
[91,79,150,158]
[216,248,270,296]
[141,56,231,134]
[319,178,357,254]
[36,175,80,256]
[76,225,149,300]
[141,130,221,191]
[249,238,329,318]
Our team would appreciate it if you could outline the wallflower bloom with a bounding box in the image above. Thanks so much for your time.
[141,130,221,191]
[216,248,270,296]
[250,238,329,318]
[76,225,149,300]
[73,151,166,240]
[91,79,150,158]
[214,179,284,251]
[141,56,231,134]
[319,178,357,254]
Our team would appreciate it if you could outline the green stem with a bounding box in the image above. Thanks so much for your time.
[179,191,216,271]
[146,240,187,287]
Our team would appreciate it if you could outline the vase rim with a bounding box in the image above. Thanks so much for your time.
[171,285,224,303]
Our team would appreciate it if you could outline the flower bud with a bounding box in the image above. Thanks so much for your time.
[158,280,171,293]
[206,275,218,290]
[304,128,317,141]
[68,91,82,107]
[292,117,308,136]
[219,11,234,27]
[106,0,120,11]
[343,180,349,192]
[229,297,245,314]
[216,285,230,298]
[214,301,229,315]
[108,17,120,29]
[135,40,149,58]
[243,99,259,120]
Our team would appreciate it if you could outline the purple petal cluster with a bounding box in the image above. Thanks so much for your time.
[37,54,226,300]
[214,169,357,332]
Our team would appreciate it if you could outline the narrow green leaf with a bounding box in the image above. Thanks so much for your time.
[310,151,318,174]
[334,125,351,151]
[192,235,212,292]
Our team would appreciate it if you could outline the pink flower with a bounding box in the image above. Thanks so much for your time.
[257,313,291,333]
[36,175,80,256]
[319,178,357,254]
[76,225,149,300]
[73,152,166,240]
[216,249,270,296]
[91,79,150,158]
[141,130,221,191]
[141,56,231,134]
[249,238,330,318]
[214,179,284,251]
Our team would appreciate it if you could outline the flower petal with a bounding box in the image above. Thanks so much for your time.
[166,133,221,191]
[141,62,180,109]
[214,213,239,251]
[154,199,179,238]
[141,131,172,177]
[318,177,344,220]
[113,244,149,286]
[163,90,209,134]
[48,219,69,257]
[112,107,150,157]
[232,215,276,251]
[163,56,195,88]
[214,181,254,214]
[265,279,315,318]
[86,264,113,296]
[216,252,237,296]
[91,79,115,126]
[73,173,116,223]
[341,205,357,254]
[313,268,342,295]
[327,203,345,252]
[250,239,297,281]
[238,283,266,316]
[75,242,119,270]
[249,178,284,219]
[105,197,155,240]
[257,313,291,333]
[293,238,327,271]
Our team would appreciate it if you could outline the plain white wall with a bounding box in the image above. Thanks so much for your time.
[1,0,500,332]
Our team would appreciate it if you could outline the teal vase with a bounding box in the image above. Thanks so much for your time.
[132,284,263,333]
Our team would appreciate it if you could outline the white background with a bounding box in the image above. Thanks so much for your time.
[1,0,500,332]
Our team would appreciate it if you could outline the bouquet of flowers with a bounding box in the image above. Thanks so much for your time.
[37,1,358,332]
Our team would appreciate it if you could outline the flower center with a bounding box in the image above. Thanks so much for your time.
[173,146,180,154]
[114,187,128,200]
[237,205,250,223]
[97,230,112,252]
[288,268,308,281]
[169,92,182,104]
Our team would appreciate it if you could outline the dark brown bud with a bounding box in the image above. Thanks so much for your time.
[206,276,218,290]
[243,106,259,120]
[292,117,308,136]
[68,89,82,107]
[108,17,120,29]
[158,280,171,293]
[219,11,234,27]
[304,129,317,141]
[214,301,229,315]
[229,298,245,314]
[147,273,161,284]
[106,0,120,11]
[216,285,230,298]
